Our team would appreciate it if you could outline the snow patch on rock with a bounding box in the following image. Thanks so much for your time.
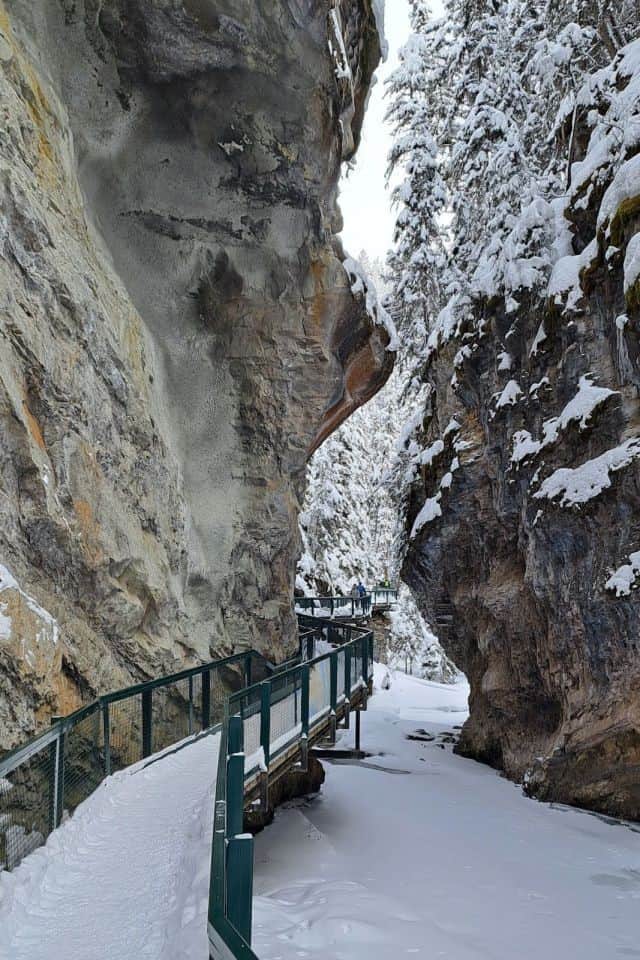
[605,551,640,596]
[496,380,523,408]
[533,437,640,507]
[410,496,442,538]
[0,564,59,645]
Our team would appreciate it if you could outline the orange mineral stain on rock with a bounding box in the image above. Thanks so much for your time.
[73,498,104,566]
[22,398,47,452]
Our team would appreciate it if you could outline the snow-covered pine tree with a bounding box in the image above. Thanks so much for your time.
[385,0,630,494]
[388,0,632,338]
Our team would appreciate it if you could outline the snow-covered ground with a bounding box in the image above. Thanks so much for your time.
[253,668,640,960]
[1,670,640,960]
[0,733,219,960]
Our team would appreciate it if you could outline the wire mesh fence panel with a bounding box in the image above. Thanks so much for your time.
[190,672,204,732]
[108,695,142,773]
[151,678,192,754]
[234,687,262,770]
[246,653,270,686]
[63,706,105,818]
[211,663,244,729]
[334,598,353,618]
[269,676,301,756]
[211,670,227,730]
[309,659,331,724]
[0,738,56,872]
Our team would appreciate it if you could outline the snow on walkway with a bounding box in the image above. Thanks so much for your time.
[252,668,640,960]
[0,732,219,960]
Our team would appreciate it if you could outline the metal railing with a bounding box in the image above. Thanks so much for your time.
[208,617,374,960]
[295,594,372,618]
[0,643,304,874]
[295,588,398,619]
[370,587,399,608]
[0,615,373,960]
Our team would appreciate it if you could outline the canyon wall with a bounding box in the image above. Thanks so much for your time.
[402,44,640,819]
[0,0,392,750]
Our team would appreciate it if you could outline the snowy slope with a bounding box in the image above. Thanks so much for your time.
[253,669,640,960]
[0,733,219,960]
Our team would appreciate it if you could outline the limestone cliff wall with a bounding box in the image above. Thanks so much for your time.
[0,0,392,749]
[402,48,640,819]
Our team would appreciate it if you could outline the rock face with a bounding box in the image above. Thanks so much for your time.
[0,0,391,750]
[403,58,640,818]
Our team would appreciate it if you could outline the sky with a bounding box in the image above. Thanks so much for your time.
[339,0,444,262]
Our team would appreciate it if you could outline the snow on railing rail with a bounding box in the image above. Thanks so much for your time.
[208,616,374,960]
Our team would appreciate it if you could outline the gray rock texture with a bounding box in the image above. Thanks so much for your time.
[403,103,640,817]
[0,0,391,749]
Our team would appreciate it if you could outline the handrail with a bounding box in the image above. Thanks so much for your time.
[207,617,374,959]
[0,614,374,960]
[0,630,325,873]
[295,588,398,619]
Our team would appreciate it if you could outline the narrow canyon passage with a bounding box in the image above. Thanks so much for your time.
[1,0,640,958]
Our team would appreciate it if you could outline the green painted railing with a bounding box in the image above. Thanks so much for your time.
[295,588,398,620]
[0,631,319,874]
[207,616,374,960]
[0,615,373,960]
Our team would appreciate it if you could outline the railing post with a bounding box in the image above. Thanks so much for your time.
[227,758,245,841]
[360,636,369,711]
[300,663,309,771]
[142,689,153,758]
[228,713,243,756]
[226,835,253,944]
[259,682,271,812]
[329,654,338,744]
[103,701,111,777]
[226,756,244,839]
[345,646,351,699]
[202,668,211,730]
[54,725,65,828]
[244,653,252,689]
[330,597,334,618]
[260,682,271,769]
[330,656,337,714]
[188,675,194,736]
[368,633,374,683]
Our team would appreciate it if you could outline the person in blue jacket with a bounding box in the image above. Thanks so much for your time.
[357,581,367,598]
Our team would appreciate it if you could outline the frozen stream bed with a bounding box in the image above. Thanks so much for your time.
[252,667,640,960]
